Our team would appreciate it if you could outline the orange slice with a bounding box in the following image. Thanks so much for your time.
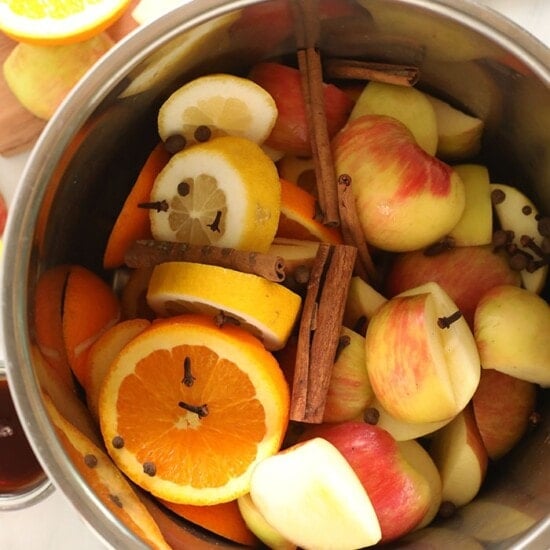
[63,265,121,389]
[34,264,73,388]
[98,314,289,505]
[43,394,170,549]
[85,318,151,422]
[0,0,132,45]
[159,499,258,547]
[277,178,343,244]
[103,142,170,270]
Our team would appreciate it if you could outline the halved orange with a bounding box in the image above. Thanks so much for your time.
[104,142,170,270]
[277,178,343,244]
[0,0,133,45]
[43,394,170,549]
[63,265,121,389]
[99,314,289,505]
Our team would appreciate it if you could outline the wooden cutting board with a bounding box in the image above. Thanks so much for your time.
[0,2,140,157]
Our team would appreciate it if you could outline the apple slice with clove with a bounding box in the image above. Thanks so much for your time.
[448,164,493,247]
[429,405,488,508]
[491,183,548,293]
[333,114,466,252]
[249,437,382,550]
[385,244,521,328]
[474,284,550,386]
[365,282,480,424]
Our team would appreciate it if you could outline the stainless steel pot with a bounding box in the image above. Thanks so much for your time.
[2,0,549,547]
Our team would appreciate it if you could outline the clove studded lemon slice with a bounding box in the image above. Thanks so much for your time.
[157,73,278,147]
[148,136,281,253]
[146,261,302,351]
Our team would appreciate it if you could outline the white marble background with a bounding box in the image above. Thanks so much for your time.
[0,0,548,548]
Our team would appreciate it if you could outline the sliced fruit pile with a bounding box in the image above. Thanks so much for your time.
[31,18,549,550]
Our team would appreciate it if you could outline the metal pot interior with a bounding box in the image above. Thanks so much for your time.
[3,0,549,547]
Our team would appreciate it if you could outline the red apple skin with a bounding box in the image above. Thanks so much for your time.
[248,62,354,156]
[302,422,431,542]
[472,369,537,460]
[385,245,521,327]
[332,115,465,252]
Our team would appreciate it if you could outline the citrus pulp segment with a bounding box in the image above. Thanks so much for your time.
[98,314,290,505]
[149,136,281,252]
[157,73,277,147]
[146,261,302,351]
[0,0,132,45]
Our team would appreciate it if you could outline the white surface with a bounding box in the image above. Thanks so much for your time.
[0,1,548,548]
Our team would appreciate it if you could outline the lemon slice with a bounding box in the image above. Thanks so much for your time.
[149,136,281,253]
[146,262,302,350]
[158,73,278,147]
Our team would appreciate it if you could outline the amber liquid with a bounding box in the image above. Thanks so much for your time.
[0,380,44,492]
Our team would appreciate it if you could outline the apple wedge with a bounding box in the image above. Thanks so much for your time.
[474,284,550,386]
[472,369,537,460]
[237,493,296,550]
[333,114,466,252]
[343,275,388,331]
[249,438,382,550]
[385,245,521,328]
[3,34,114,120]
[398,439,442,530]
[349,81,438,155]
[429,405,488,508]
[323,327,374,423]
[365,282,480,423]
[491,183,548,293]
[448,164,493,246]
[426,94,484,160]
[302,422,431,542]
[368,398,452,442]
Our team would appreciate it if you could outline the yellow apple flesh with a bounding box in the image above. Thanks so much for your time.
[474,284,550,386]
[448,164,493,246]
[237,493,296,550]
[3,34,114,120]
[366,282,480,424]
[333,114,465,252]
[343,275,387,331]
[249,438,382,550]
[429,405,488,507]
[426,94,484,160]
[349,81,438,155]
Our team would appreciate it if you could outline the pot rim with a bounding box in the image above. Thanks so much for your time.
[1,0,548,547]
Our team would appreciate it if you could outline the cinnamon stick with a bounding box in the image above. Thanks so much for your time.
[324,58,420,87]
[290,243,331,421]
[290,243,357,423]
[124,240,286,282]
[292,1,340,227]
